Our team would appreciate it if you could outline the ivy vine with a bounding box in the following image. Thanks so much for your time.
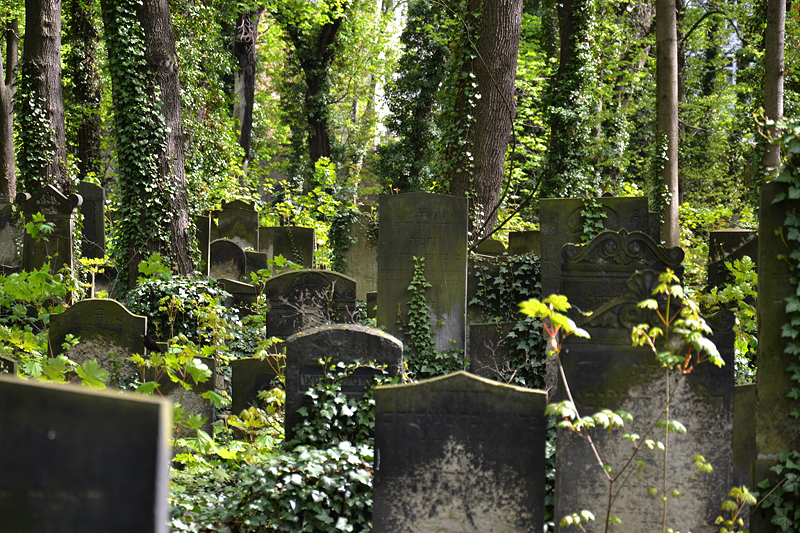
[579,197,608,243]
[329,208,378,274]
[15,67,56,193]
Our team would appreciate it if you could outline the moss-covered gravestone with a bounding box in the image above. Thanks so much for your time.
[214,199,258,251]
[0,376,171,532]
[373,371,547,533]
[377,192,468,354]
[258,226,315,271]
[16,184,82,273]
[507,230,540,256]
[338,214,378,300]
[209,238,246,281]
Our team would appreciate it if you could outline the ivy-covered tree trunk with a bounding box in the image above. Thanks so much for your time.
[0,20,18,198]
[102,0,192,288]
[446,0,523,239]
[17,0,70,195]
[656,0,679,246]
[762,0,785,174]
[66,0,102,182]
[233,8,264,173]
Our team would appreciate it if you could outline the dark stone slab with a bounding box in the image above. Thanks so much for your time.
[733,384,756,493]
[258,226,315,271]
[0,199,16,266]
[474,238,506,256]
[216,278,257,314]
[265,269,357,339]
[373,371,547,533]
[16,184,82,273]
[77,181,105,259]
[0,376,171,533]
[508,230,540,256]
[244,250,269,278]
[231,356,284,415]
[377,192,468,354]
[195,215,212,276]
[215,200,258,251]
[555,270,734,533]
[366,291,377,319]
[284,324,403,438]
[468,322,515,380]
[648,211,661,242]
[48,299,147,387]
[560,229,684,313]
[0,355,16,375]
[707,229,758,289]
[210,238,246,281]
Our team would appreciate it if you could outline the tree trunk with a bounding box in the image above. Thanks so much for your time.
[19,0,69,195]
[447,0,523,239]
[233,8,264,173]
[0,20,18,199]
[762,0,785,174]
[656,0,679,246]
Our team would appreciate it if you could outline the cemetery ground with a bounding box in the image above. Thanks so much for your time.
[0,188,795,533]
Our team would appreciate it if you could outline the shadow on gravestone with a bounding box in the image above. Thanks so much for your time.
[16,184,82,273]
[284,324,403,439]
[210,238,247,281]
[508,230,540,256]
[0,376,171,533]
[468,322,518,380]
[265,269,357,339]
[48,299,147,388]
[216,278,258,315]
[373,371,547,533]
[258,226,316,272]
[0,355,17,375]
[555,270,734,533]
[148,356,217,439]
[77,181,106,259]
[231,355,284,415]
[214,200,259,251]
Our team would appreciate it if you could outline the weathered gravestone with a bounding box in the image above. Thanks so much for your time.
[733,384,756,494]
[265,269,357,339]
[0,195,16,267]
[555,270,734,533]
[16,184,82,273]
[0,376,171,533]
[0,355,16,375]
[231,355,284,415]
[195,214,212,276]
[258,226,315,271]
[467,322,529,382]
[474,238,506,256]
[150,356,216,439]
[77,181,106,259]
[338,212,378,300]
[214,200,258,251]
[377,192,468,354]
[707,229,758,289]
[508,230,541,256]
[209,238,246,281]
[245,250,269,278]
[284,324,403,438]
[373,371,547,533]
[539,197,650,299]
[560,229,684,312]
[49,299,146,388]
[216,278,257,314]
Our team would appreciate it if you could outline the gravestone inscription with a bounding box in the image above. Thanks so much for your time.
[0,376,171,533]
[373,371,547,533]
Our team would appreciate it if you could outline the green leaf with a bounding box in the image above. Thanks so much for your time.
[76,360,109,389]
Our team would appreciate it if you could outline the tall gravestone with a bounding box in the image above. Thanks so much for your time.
[195,214,212,276]
[258,226,315,271]
[16,184,82,273]
[754,181,800,531]
[0,195,16,267]
[49,299,147,388]
[209,238,247,281]
[264,269,357,339]
[214,200,259,250]
[560,229,684,312]
[0,376,171,533]
[539,197,650,299]
[284,324,403,438]
[377,192,468,354]
[340,213,378,300]
[77,181,106,259]
[373,371,547,533]
[555,270,734,533]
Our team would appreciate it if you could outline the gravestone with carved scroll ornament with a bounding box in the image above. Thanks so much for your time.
[554,270,734,533]
[377,192,468,354]
[16,184,82,273]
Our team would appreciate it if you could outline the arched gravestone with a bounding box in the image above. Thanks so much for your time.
[16,184,82,273]
[284,324,403,438]
[264,269,357,339]
[555,270,734,533]
[49,299,147,387]
[373,371,547,533]
[210,238,247,281]
[560,229,684,313]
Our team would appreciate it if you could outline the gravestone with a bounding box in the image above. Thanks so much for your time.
[231,356,284,415]
[77,181,106,259]
[754,181,800,530]
[377,192,468,354]
[560,229,684,312]
[707,229,758,289]
[216,278,257,314]
[0,376,171,533]
[373,371,547,533]
[195,214,212,276]
[214,200,258,251]
[16,184,82,273]
[339,213,378,300]
[539,196,649,298]
[366,291,377,319]
[0,196,16,266]
[555,270,734,533]
[151,356,216,438]
[508,230,541,256]
[48,299,147,388]
[244,250,269,278]
[648,211,661,242]
[265,269,357,339]
[258,226,315,271]
[733,384,756,493]
[284,324,403,438]
[0,355,16,375]
[468,322,515,380]
[209,238,246,281]
[474,238,506,256]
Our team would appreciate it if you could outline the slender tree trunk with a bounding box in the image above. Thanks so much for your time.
[0,20,18,198]
[656,0,679,246]
[233,8,264,173]
[762,0,785,174]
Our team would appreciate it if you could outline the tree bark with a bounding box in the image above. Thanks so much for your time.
[656,0,679,246]
[762,0,785,174]
[20,0,69,195]
[447,0,523,239]
[0,20,18,199]
[233,8,264,173]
